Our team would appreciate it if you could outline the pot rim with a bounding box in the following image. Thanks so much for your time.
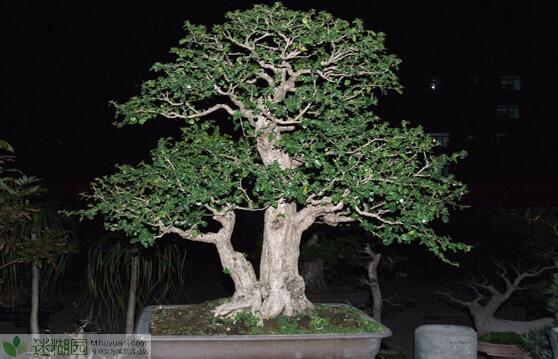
[477,340,529,356]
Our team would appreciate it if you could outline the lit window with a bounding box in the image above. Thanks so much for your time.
[496,105,519,119]
[429,132,450,147]
[428,77,441,91]
[500,75,521,91]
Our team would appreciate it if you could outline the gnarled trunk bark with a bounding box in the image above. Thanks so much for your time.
[470,285,554,335]
[168,209,263,318]
[469,299,554,334]
[259,202,313,318]
[213,237,261,317]
[474,314,553,335]
[210,203,314,319]
[210,211,262,317]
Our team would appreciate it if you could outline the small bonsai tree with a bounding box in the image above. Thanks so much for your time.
[76,4,468,319]
[440,262,556,334]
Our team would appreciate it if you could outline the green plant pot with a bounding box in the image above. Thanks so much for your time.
[136,304,391,359]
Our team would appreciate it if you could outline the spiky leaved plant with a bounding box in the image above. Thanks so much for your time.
[83,233,187,333]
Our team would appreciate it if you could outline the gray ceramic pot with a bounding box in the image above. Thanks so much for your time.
[136,304,391,359]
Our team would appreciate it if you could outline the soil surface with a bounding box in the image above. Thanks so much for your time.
[149,299,384,336]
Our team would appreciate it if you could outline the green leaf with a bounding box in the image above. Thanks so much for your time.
[3,342,16,357]
[12,336,19,348]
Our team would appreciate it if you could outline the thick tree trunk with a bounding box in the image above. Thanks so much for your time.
[30,232,39,335]
[125,255,139,334]
[469,286,554,334]
[259,202,313,319]
[213,237,261,317]
[474,314,553,335]
[442,264,558,335]
[168,209,262,318]
[209,211,261,317]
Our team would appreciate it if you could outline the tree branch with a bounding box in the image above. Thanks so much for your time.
[186,104,236,119]
[155,208,235,244]
[355,204,402,225]
[0,258,27,270]
[214,85,256,126]
[295,198,351,231]
[437,290,477,309]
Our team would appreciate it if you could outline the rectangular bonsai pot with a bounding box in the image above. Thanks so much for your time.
[136,304,391,359]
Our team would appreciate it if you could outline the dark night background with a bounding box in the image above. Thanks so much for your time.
[2,1,558,350]
[2,1,558,204]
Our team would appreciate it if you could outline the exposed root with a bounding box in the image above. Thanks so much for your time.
[213,299,252,317]
[260,288,314,319]
[213,294,263,325]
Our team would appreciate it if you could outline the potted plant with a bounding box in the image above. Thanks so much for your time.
[478,332,530,357]
[522,329,552,359]
[73,4,468,358]
[440,262,555,357]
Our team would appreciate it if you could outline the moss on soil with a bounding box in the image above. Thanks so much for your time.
[478,331,523,345]
[149,299,384,336]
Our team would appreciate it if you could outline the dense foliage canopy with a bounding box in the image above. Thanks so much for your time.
[78,3,469,261]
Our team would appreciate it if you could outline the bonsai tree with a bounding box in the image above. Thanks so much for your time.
[76,4,468,319]
[440,262,556,334]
